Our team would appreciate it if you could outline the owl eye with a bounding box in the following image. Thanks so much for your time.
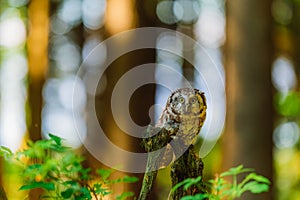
[179,97,185,103]
[190,97,197,104]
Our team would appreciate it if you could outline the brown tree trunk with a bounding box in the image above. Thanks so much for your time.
[27,0,49,198]
[223,0,274,199]
[27,0,49,141]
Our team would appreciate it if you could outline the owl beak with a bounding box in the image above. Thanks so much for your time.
[184,106,189,113]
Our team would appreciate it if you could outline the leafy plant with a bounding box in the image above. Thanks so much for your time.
[171,165,271,200]
[0,134,138,199]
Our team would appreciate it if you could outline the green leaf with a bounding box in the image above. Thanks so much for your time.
[27,163,43,170]
[63,180,79,187]
[50,144,70,153]
[94,184,111,196]
[212,178,229,192]
[93,183,102,194]
[48,134,62,145]
[35,139,54,149]
[172,178,194,193]
[23,147,45,159]
[220,165,253,177]
[44,159,58,171]
[97,168,113,180]
[80,168,92,180]
[79,187,92,199]
[116,192,134,200]
[180,193,210,200]
[110,176,138,184]
[61,188,74,198]
[183,176,202,191]
[122,176,138,183]
[20,182,55,191]
[246,173,271,184]
[242,182,270,194]
[180,196,195,200]
[0,146,13,159]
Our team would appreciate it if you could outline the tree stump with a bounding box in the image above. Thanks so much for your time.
[171,145,205,200]
[138,125,205,200]
[138,125,176,200]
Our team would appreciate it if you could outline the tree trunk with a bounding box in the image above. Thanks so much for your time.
[223,0,273,199]
[27,0,49,141]
[27,0,49,198]
[171,146,204,200]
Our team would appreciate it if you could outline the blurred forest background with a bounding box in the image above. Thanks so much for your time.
[0,0,300,199]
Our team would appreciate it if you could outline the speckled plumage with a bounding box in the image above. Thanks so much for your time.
[157,88,207,146]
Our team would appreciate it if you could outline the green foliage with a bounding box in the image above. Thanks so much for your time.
[171,176,202,194]
[0,146,13,160]
[274,91,300,117]
[0,134,137,200]
[171,165,271,200]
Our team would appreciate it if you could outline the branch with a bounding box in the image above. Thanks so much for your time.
[138,125,176,200]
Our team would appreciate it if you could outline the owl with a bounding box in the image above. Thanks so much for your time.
[138,88,207,200]
[157,88,207,149]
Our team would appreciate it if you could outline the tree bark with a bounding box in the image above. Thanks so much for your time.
[0,184,7,200]
[138,126,175,200]
[171,145,204,200]
[27,0,49,141]
[223,0,273,199]
[27,0,49,198]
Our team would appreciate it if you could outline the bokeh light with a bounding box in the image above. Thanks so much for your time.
[42,76,87,148]
[0,14,26,48]
[272,56,297,92]
[42,107,87,148]
[156,32,183,61]
[50,14,72,35]
[156,0,178,25]
[82,36,107,68]
[195,5,225,48]
[52,39,81,72]
[0,54,28,151]
[174,0,200,24]
[155,32,184,121]
[0,3,27,152]
[8,0,28,7]
[82,0,106,30]
[57,0,82,26]
[43,78,61,106]
[58,76,86,111]
[273,122,300,149]
[272,0,293,25]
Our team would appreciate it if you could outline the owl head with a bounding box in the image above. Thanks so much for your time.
[166,88,206,119]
